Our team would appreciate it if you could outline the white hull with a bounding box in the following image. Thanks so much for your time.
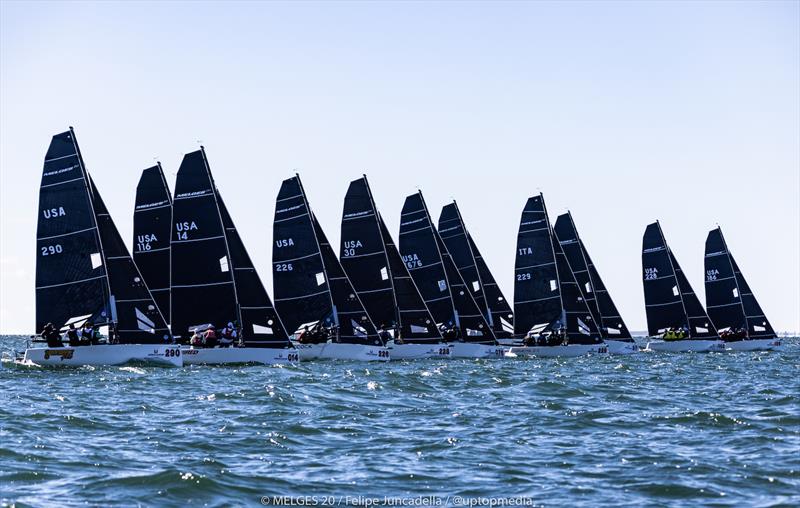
[507,344,608,357]
[20,344,183,367]
[182,346,299,365]
[448,342,508,359]
[497,337,524,347]
[387,341,452,360]
[293,342,390,361]
[605,340,640,355]
[645,339,725,352]
[724,338,782,352]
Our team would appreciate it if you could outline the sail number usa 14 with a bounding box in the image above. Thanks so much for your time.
[175,221,198,240]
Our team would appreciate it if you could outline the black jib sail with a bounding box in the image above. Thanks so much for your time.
[468,234,515,340]
[513,194,601,344]
[704,227,775,339]
[133,163,172,324]
[554,212,632,340]
[340,176,442,343]
[170,149,238,340]
[35,128,169,343]
[217,194,292,348]
[273,175,381,345]
[438,201,514,339]
[399,192,496,344]
[642,221,717,338]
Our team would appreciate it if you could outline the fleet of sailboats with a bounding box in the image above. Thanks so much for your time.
[16,128,785,366]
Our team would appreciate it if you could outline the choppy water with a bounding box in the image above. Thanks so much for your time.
[1,335,798,507]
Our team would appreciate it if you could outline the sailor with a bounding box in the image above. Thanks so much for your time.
[676,326,687,339]
[377,324,392,345]
[219,322,236,347]
[203,326,218,348]
[41,323,64,348]
[91,325,103,345]
[66,323,80,347]
[190,329,203,347]
[663,328,676,340]
[80,323,94,346]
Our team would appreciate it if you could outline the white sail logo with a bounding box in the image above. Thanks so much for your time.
[275,238,294,248]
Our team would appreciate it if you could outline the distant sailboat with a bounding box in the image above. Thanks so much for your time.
[704,227,781,351]
[554,212,638,354]
[399,192,505,358]
[133,163,172,324]
[273,175,389,361]
[642,221,724,352]
[438,201,515,345]
[507,194,606,357]
[23,128,181,366]
[340,176,450,359]
[170,148,296,364]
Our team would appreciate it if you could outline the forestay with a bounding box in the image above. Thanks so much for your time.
[36,128,169,343]
[133,163,172,324]
[704,227,775,339]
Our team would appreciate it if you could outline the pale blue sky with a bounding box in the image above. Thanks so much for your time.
[1,1,798,333]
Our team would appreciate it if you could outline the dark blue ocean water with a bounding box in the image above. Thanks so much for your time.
[1,335,798,507]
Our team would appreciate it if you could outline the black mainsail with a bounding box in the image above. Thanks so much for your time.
[704,227,775,339]
[340,176,442,342]
[642,221,718,338]
[554,212,632,340]
[133,163,172,324]
[170,149,238,339]
[438,201,514,339]
[399,192,496,344]
[273,175,381,345]
[35,128,169,343]
[513,194,601,344]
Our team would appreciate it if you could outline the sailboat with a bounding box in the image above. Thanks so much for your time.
[170,148,297,364]
[553,212,638,354]
[340,176,451,359]
[507,194,606,357]
[642,221,724,352]
[399,192,505,358]
[23,128,181,366]
[438,201,516,346]
[133,163,172,324]
[704,227,781,351]
[273,175,389,361]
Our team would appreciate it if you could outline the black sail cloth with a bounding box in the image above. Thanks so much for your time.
[642,221,718,339]
[554,212,632,340]
[399,192,496,344]
[438,201,514,339]
[273,175,381,345]
[170,149,238,340]
[133,163,172,324]
[704,227,775,339]
[513,194,601,345]
[36,129,169,343]
[340,176,442,343]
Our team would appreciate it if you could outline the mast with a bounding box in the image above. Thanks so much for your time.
[363,175,401,326]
